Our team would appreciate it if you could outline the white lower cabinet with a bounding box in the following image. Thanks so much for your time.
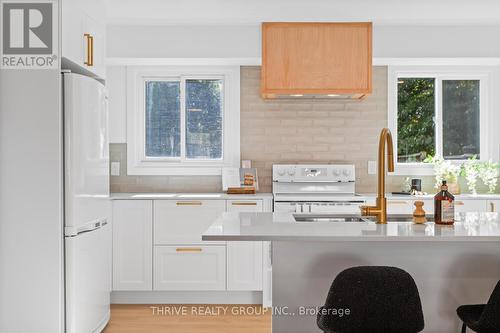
[227,242,263,291]
[385,198,450,215]
[386,198,439,216]
[154,246,226,291]
[112,200,152,291]
[487,200,500,212]
[386,198,489,216]
[262,242,273,307]
[386,199,414,215]
[454,199,487,213]
[226,200,264,291]
[112,197,272,303]
[421,199,434,214]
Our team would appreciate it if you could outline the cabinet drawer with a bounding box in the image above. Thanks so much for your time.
[154,246,226,291]
[227,200,263,212]
[416,200,434,215]
[454,200,487,213]
[386,200,413,215]
[154,200,225,245]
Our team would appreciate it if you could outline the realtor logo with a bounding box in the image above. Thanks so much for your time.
[1,0,58,69]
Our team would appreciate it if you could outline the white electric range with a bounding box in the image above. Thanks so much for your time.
[272,164,367,214]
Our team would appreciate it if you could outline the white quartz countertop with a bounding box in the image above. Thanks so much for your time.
[202,212,500,242]
[110,192,273,200]
[111,192,500,201]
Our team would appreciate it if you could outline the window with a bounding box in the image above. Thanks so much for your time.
[145,81,181,158]
[185,79,223,159]
[127,67,240,175]
[389,66,491,175]
[442,80,480,160]
[397,78,436,163]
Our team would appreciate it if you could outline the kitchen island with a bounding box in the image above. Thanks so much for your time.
[203,212,500,333]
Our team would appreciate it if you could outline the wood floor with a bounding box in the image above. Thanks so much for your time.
[103,304,271,333]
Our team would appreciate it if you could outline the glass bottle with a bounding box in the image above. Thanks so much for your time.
[434,180,455,225]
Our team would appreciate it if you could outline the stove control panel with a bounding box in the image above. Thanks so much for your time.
[273,164,355,183]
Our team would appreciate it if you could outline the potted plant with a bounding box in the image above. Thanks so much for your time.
[478,160,500,194]
[426,156,461,194]
[461,157,480,195]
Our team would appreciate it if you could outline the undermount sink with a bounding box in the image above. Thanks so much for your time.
[293,214,435,223]
[372,214,435,223]
[293,214,370,223]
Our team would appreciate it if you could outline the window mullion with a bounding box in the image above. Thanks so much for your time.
[435,77,443,158]
[180,77,187,161]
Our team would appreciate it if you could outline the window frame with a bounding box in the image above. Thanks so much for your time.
[388,66,491,176]
[127,66,240,175]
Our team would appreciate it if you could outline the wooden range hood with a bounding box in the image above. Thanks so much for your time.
[261,22,372,99]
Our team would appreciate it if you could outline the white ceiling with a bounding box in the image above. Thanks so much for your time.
[104,0,500,26]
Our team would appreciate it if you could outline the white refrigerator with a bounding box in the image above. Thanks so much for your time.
[63,72,111,333]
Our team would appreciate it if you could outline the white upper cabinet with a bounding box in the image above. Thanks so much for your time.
[62,0,83,65]
[83,14,106,79]
[112,200,153,291]
[62,0,106,79]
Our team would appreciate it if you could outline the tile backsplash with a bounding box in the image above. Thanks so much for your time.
[110,65,434,193]
[110,143,223,193]
[239,66,433,193]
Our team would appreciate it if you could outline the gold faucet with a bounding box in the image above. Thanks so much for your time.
[360,128,395,224]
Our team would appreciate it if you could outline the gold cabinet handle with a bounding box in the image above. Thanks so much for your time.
[89,35,94,66]
[84,33,93,66]
[176,201,203,206]
[231,202,258,206]
[176,247,202,252]
[490,202,495,212]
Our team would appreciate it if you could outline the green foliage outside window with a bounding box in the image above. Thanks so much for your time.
[397,78,436,163]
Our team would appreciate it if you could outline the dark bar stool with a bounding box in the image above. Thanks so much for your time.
[317,266,424,333]
[456,280,500,333]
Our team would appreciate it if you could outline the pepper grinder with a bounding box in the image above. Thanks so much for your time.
[413,201,427,224]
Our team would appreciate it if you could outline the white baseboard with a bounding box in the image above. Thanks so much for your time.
[111,291,263,305]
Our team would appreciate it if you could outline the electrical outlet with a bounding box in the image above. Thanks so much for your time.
[111,162,120,176]
[241,159,252,168]
[368,161,377,175]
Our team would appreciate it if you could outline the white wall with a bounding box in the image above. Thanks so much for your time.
[107,24,500,144]
[374,25,500,58]
[104,0,500,26]
[108,25,260,59]
[108,66,127,143]
[107,24,500,59]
